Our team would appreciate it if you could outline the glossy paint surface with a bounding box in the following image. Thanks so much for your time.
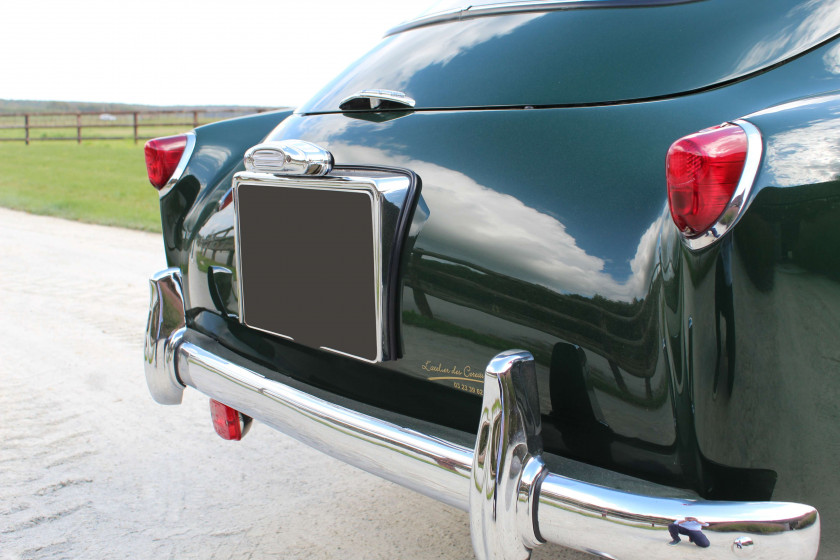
[300,0,840,112]
[160,109,294,270]
[161,13,840,558]
[685,92,840,557]
[173,30,840,513]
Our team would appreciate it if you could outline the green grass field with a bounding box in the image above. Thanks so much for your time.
[0,140,162,232]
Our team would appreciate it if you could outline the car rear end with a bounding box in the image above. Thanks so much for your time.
[144,1,840,557]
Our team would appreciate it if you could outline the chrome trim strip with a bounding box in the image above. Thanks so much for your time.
[143,268,186,404]
[537,475,818,559]
[683,119,763,251]
[386,0,700,36]
[176,341,474,510]
[339,89,417,111]
[147,268,820,559]
[158,132,196,198]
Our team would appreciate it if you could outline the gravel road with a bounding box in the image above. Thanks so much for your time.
[0,208,590,560]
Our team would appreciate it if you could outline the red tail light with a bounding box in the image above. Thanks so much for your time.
[666,125,748,236]
[145,134,188,189]
[209,399,251,441]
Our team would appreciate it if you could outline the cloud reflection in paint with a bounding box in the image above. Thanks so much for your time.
[303,13,543,111]
[763,112,840,187]
[732,0,840,76]
[331,142,663,302]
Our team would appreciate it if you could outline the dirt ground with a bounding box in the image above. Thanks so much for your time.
[0,208,590,560]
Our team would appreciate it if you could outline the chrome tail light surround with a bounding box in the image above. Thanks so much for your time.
[154,132,196,198]
[679,119,763,251]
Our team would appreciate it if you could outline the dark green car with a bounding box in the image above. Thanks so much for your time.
[143,1,840,558]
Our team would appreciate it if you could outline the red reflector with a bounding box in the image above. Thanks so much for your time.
[145,135,188,190]
[218,188,234,211]
[666,125,747,236]
[209,399,243,441]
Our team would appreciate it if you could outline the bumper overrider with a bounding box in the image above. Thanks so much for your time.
[145,268,820,560]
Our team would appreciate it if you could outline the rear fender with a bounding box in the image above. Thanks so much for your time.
[679,91,840,549]
[159,109,294,266]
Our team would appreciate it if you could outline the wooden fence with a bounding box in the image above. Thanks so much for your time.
[0,108,279,145]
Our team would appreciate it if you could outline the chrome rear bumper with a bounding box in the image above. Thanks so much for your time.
[145,268,820,560]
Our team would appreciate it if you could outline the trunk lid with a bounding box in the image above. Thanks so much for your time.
[299,0,840,113]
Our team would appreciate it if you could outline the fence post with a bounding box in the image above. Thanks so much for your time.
[193,110,198,129]
[133,112,139,144]
[24,114,30,146]
[76,113,82,144]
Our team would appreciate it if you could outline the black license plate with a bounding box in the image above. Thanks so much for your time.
[235,181,381,362]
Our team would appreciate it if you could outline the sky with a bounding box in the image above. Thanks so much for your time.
[1,0,438,108]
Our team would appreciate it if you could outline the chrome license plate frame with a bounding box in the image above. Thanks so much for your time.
[232,170,416,363]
